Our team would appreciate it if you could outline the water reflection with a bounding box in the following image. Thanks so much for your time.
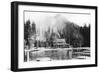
[29,49,73,61]
[24,48,90,62]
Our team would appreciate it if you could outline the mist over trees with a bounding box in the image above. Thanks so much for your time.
[44,27,56,47]
[24,16,90,48]
[57,22,90,47]
[57,22,84,47]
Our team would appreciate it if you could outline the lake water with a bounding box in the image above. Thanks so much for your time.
[24,48,90,62]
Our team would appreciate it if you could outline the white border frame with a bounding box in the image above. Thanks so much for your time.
[18,4,96,69]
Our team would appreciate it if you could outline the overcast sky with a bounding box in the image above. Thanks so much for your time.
[24,11,91,27]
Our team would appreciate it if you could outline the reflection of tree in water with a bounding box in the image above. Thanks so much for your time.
[29,49,73,61]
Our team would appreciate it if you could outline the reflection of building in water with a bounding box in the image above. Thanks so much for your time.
[53,39,71,48]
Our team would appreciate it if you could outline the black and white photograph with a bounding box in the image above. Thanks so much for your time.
[11,1,97,71]
[24,11,91,62]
